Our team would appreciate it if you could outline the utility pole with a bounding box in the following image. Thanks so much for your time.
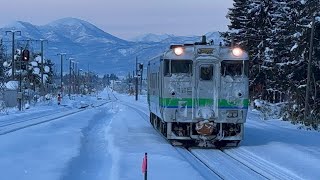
[69,58,74,99]
[72,61,76,94]
[135,56,138,101]
[140,63,143,94]
[75,62,77,94]
[78,69,82,94]
[72,62,78,93]
[304,14,316,122]
[87,63,90,94]
[5,30,21,80]
[18,47,23,111]
[40,39,48,96]
[57,53,66,95]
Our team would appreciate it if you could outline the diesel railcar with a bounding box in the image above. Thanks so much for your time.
[147,36,249,147]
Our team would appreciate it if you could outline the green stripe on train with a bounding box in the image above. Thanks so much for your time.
[154,97,249,107]
[218,99,249,107]
[160,98,212,106]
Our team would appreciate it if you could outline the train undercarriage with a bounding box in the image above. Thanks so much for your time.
[150,113,242,148]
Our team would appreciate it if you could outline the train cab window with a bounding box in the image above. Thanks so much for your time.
[171,60,192,74]
[200,65,213,80]
[221,60,248,77]
[164,59,193,75]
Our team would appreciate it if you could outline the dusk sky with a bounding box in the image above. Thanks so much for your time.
[0,0,233,40]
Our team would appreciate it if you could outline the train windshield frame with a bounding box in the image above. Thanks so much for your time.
[221,60,248,77]
[164,59,193,76]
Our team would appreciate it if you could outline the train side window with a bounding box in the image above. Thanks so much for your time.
[200,65,213,80]
[150,73,157,89]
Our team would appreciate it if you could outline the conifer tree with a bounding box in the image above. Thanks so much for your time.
[225,0,320,128]
[223,0,251,49]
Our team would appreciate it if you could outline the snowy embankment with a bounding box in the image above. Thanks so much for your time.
[239,109,320,180]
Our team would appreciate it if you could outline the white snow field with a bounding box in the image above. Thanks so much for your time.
[0,88,319,180]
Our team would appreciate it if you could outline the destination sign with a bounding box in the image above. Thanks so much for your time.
[197,48,214,54]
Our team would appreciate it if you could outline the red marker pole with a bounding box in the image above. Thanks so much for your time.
[142,153,148,180]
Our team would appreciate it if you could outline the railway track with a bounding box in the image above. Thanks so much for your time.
[0,91,116,136]
[221,148,302,180]
[175,147,224,179]
[0,108,87,135]
[0,107,70,128]
[0,107,69,123]
[189,148,302,180]
[188,148,266,179]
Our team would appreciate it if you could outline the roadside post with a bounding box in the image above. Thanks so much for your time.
[142,152,148,180]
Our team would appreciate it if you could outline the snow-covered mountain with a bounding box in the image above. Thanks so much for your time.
[44,18,127,44]
[130,33,175,42]
[131,32,223,44]
[0,18,223,75]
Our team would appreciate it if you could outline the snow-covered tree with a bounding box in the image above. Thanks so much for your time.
[224,0,275,100]
[223,0,252,49]
[0,40,7,100]
[224,0,320,128]
[25,53,54,92]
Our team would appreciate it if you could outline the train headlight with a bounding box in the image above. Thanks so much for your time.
[174,47,184,56]
[232,48,243,57]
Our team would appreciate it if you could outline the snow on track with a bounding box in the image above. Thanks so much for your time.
[0,101,109,135]
[223,148,303,180]
[175,147,222,180]
[0,106,70,124]
[0,108,85,135]
[190,149,266,180]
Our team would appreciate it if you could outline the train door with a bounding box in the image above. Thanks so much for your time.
[193,60,218,120]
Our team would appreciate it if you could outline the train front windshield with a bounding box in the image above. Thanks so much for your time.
[164,59,193,75]
[221,60,248,77]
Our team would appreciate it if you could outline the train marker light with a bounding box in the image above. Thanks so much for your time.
[174,47,184,56]
[232,48,243,57]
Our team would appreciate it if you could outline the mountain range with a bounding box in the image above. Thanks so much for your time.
[0,17,223,75]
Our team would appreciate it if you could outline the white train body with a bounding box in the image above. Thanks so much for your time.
[147,38,249,147]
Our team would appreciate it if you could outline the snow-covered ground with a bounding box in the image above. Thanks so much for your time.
[0,88,319,180]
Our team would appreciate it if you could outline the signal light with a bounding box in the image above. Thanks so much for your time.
[174,47,184,56]
[22,49,30,61]
[139,63,143,70]
[232,48,243,57]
